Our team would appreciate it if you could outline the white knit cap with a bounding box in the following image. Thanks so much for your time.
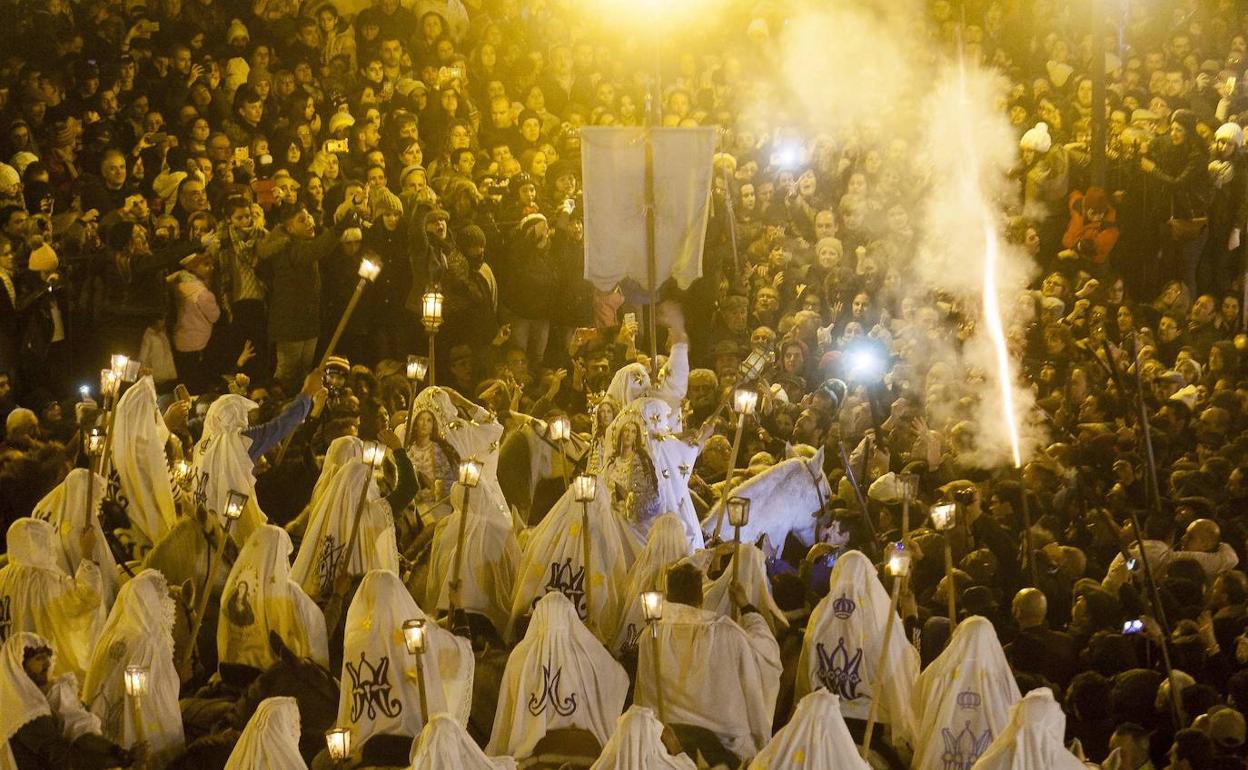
[1020,122,1053,153]
[1216,122,1245,148]
[0,163,18,192]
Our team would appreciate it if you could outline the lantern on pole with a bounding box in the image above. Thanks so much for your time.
[325,727,351,766]
[402,619,430,724]
[123,664,149,749]
[930,502,959,628]
[573,474,598,626]
[422,289,445,386]
[448,459,482,630]
[549,415,572,489]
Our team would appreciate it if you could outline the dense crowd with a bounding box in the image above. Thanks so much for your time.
[2,0,1248,768]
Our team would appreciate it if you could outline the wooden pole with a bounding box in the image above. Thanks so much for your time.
[861,569,904,756]
[580,499,594,631]
[180,519,232,671]
[448,485,471,626]
[711,411,747,540]
[414,653,430,726]
[943,537,958,630]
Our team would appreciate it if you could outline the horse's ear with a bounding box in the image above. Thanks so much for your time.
[810,445,826,469]
[178,578,195,609]
[269,630,297,662]
[783,442,797,459]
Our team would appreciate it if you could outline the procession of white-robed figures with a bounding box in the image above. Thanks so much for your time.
[0,334,1090,770]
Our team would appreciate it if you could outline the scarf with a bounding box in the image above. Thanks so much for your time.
[191,394,267,546]
[913,616,1021,770]
[31,468,118,607]
[590,706,696,770]
[795,550,918,747]
[224,696,308,770]
[410,714,516,770]
[82,569,184,764]
[487,592,629,759]
[291,460,398,600]
[635,601,781,760]
[748,689,870,769]
[0,633,54,770]
[219,525,328,671]
[611,515,690,655]
[339,570,474,758]
[508,480,633,643]
[111,376,177,547]
[0,519,104,682]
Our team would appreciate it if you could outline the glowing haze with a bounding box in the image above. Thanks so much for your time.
[779,0,1043,467]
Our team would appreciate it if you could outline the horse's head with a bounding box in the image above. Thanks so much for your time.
[237,631,340,737]
[801,446,831,505]
[168,578,196,684]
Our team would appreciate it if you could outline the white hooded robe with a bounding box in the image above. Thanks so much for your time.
[224,696,308,770]
[589,705,695,770]
[111,375,178,546]
[748,689,870,769]
[970,687,1086,770]
[409,713,517,770]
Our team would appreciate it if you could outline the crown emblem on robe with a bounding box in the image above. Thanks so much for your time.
[831,593,856,619]
[815,638,863,700]
[956,690,982,709]
[941,722,993,770]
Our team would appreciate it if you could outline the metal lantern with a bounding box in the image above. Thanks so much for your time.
[223,490,249,521]
[406,355,428,382]
[421,290,445,328]
[573,474,597,503]
[733,388,759,416]
[100,368,120,397]
[172,459,190,484]
[357,257,381,281]
[402,618,427,655]
[325,727,351,761]
[929,502,957,531]
[887,544,912,577]
[641,590,664,622]
[727,496,751,527]
[739,349,769,381]
[110,354,130,377]
[548,415,571,442]
[361,440,385,470]
[458,459,481,488]
[86,428,106,457]
[122,665,149,697]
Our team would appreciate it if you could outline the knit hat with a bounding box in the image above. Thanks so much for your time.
[152,171,187,207]
[1171,109,1199,137]
[394,77,428,97]
[518,212,547,233]
[370,187,403,217]
[9,151,36,176]
[399,164,425,188]
[1020,122,1052,153]
[327,111,355,135]
[27,242,58,272]
[339,227,362,243]
[0,163,19,192]
[1216,122,1245,148]
[227,18,249,43]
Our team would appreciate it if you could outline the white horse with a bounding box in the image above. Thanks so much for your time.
[700,446,831,553]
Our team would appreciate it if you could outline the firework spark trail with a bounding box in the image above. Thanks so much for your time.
[955,51,1025,470]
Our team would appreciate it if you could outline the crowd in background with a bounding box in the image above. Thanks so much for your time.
[3,0,1248,767]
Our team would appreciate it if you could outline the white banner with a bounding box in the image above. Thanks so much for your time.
[580,126,716,293]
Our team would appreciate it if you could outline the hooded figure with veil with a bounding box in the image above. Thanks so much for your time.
[969,687,1086,770]
[2,633,135,770]
[611,514,690,655]
[703,543,790,634]
[0,518,104,682]
[224,696,308,770]
[290,444,416,601]
[795,550,918,748]
[605,319,689,432]
[82,569,185,766]
[508,477,634,642]
[488,592,629,761]
[339,570,474,760]
[913,616,1022,770]
[219,525,329,673]
[590,706,696,770]
[191,394,269,546]
[111,375,178,547]
[426,479,522,637]
[748,689,870,769]
[285,435,364,544]
[635,562,781,762]
[31,468,119,607]
[410,714,517,770]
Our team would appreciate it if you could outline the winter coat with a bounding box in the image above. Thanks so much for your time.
[257,226,337,342]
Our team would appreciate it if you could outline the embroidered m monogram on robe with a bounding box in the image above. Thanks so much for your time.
[526,661,578,717]
[345,652,403,722]
[534,558,588,619]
